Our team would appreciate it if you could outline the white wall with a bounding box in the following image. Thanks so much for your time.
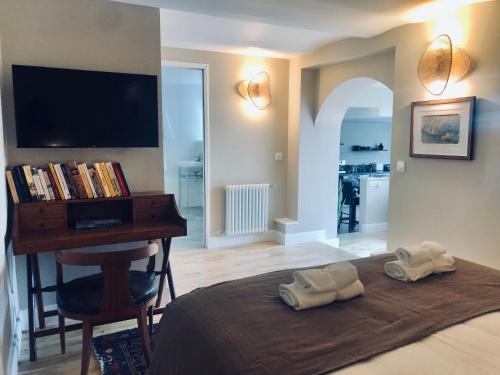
[0,35,14,375]
[295,66,395,239]
[340,117,392,165]
[289,1,500,268]
[162,47,289,238]
[162,66,204,204]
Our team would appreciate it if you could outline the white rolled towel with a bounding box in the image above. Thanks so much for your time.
[293,261,358,293]
[336,280,365,301]
[432,254,456,273]
[422,241,448,258]
[384,260,434,282]
[279,282,337,310]
[395,241,447,266]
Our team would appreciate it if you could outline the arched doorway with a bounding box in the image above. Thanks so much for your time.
[337,81,393,235]
[296,76,393,249]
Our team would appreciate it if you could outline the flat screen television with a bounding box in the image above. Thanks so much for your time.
[12,65,159,148]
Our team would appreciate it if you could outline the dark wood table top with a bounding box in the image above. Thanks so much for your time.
[13,221,186,255]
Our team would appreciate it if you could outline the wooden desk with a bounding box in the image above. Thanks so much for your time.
[11,192,187,362]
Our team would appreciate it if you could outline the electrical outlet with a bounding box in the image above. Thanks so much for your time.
[274,152,283,161]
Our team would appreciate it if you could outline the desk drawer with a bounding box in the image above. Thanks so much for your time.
[135,207,168,222]
[135,195,170,209]
[19,202,65,221]
[19,217,66,233]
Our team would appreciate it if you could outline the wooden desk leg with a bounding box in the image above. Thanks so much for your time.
[166,263,176,301]
[26,254,37,362]
[156,237,175,307]
[32,254,46,329]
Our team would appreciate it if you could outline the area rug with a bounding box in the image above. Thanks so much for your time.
[93,324,159,375]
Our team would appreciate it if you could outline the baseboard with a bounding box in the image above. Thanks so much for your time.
[360,222,388,232]
[275,230,327,246]
[206,230,277,249]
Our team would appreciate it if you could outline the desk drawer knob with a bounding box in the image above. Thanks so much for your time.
[151,214,157,219]
[151,201,156,206]
[39,208,44,213]
[39,223,45,228]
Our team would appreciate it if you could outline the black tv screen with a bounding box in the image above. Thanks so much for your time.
[12,65,159,148]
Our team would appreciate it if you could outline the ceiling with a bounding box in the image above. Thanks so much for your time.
[112,0,479,57]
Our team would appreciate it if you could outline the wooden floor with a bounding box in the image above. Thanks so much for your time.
[18,231,387,374]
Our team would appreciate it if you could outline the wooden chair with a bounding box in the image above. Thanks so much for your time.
[55,244,159,375]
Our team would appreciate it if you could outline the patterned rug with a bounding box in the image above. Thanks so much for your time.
[93,324,159,375]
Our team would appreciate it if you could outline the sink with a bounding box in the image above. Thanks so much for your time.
[178,161,203,168]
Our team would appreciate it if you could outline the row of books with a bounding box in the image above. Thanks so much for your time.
[6,162,130,203]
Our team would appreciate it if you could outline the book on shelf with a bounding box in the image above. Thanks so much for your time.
[93,163,111,198]
[22,165,39,201]
[42,169,56,200]
[61,164,77,199]
[5,161,131,203]
[76,163,92,198]
[113,163,130,196]
[37,168,51,201]
[47,165,62,200]
[82,164,97,198]
[99,162,116,197]
[14,166,31,202]
[54,164,71,200]
[31,167,45,200]
[5,169,19,203]
[49,163,64,200]
[66,162,87,199]
[105,162,122,196]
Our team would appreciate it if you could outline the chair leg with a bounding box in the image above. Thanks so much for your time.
[81,320,93,375]
[58,314,66,354]
[148,305,154,337]
[137,305,152,365]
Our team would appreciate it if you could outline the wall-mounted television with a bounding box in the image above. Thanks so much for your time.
[12,65,159,148]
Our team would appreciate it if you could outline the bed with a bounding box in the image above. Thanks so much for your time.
[150,254,500,374]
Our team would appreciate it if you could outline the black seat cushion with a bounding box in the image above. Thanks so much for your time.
[57,271,157,315]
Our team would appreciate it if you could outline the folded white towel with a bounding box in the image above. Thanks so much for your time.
[421,241,448,258]
[384,260,434,282]
[395,241,447,266]
[336,280,365,301]
[385,254,456,282]
[432,254,456,273]
[279,282,337,310]
[293,261,358,293]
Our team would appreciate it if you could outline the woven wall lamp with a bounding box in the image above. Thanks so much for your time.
[238,71,271,110]
[417,34,471,95]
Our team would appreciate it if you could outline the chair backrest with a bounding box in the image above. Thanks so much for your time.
[56,244,158,312]
[342,180,356,204]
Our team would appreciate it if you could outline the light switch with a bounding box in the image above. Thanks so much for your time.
[396,160,406,173]
[274,152,283,161]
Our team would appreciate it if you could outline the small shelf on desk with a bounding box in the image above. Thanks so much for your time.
[11,192,187,255]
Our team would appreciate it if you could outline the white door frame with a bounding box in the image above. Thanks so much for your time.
[161,60,210,248]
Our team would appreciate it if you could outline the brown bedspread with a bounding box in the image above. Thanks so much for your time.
[150,255,500,375]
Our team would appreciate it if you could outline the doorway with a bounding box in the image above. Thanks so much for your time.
[337,82,393,235]
[161,62,209,250]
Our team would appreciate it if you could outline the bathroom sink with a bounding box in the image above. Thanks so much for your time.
[178,161,203,168]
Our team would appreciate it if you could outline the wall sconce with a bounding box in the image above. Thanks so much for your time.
[238,71,271,110]
[417,34,471,95]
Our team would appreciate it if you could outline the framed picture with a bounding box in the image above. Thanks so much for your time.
[410,96,476,160]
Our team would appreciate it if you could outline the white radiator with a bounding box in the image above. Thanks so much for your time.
[225,184,271,236]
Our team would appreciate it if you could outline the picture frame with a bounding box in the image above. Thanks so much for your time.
[410,96,476,160]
